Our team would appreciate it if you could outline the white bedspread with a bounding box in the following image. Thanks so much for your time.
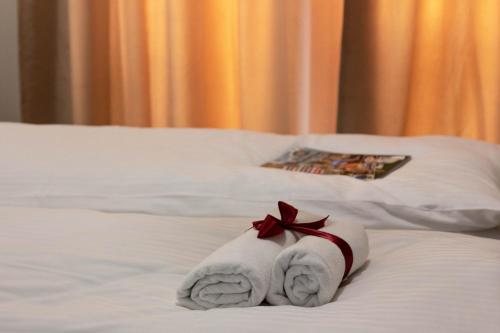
[1,207,499,332]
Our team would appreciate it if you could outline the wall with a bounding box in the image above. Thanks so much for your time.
[0,0,21,122]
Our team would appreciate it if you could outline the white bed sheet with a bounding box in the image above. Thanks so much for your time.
[1,207,499,333]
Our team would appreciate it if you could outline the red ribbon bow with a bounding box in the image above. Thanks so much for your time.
[253,201,354,279]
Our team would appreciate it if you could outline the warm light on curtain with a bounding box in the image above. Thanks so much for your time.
[18,0,500,142]
[19,0,344,134]
[339,0,500,143]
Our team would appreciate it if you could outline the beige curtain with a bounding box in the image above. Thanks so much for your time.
[18,0,344,134]
[339,0,500,143]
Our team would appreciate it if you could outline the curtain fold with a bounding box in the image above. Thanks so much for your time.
[19,0,344,134]
[339,0,500,143]
[18,0,73,124]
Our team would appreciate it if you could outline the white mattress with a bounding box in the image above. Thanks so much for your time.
[1,207,499,332]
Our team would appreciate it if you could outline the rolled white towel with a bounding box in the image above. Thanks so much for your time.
[177,218,303,310]
[266,219,369,307]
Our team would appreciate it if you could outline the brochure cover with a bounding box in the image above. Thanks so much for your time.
[262,147,411,180]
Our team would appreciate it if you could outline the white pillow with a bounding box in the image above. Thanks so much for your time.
[1,123,500,231]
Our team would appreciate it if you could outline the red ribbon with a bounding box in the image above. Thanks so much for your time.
[253,201,354,279]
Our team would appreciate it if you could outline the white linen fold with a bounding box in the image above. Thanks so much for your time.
[176,226,299,310]
[266,219,369,307]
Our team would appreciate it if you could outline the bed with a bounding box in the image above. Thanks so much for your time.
[1,123,500,332]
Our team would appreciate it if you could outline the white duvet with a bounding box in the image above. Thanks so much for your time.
[1,207,499,333]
